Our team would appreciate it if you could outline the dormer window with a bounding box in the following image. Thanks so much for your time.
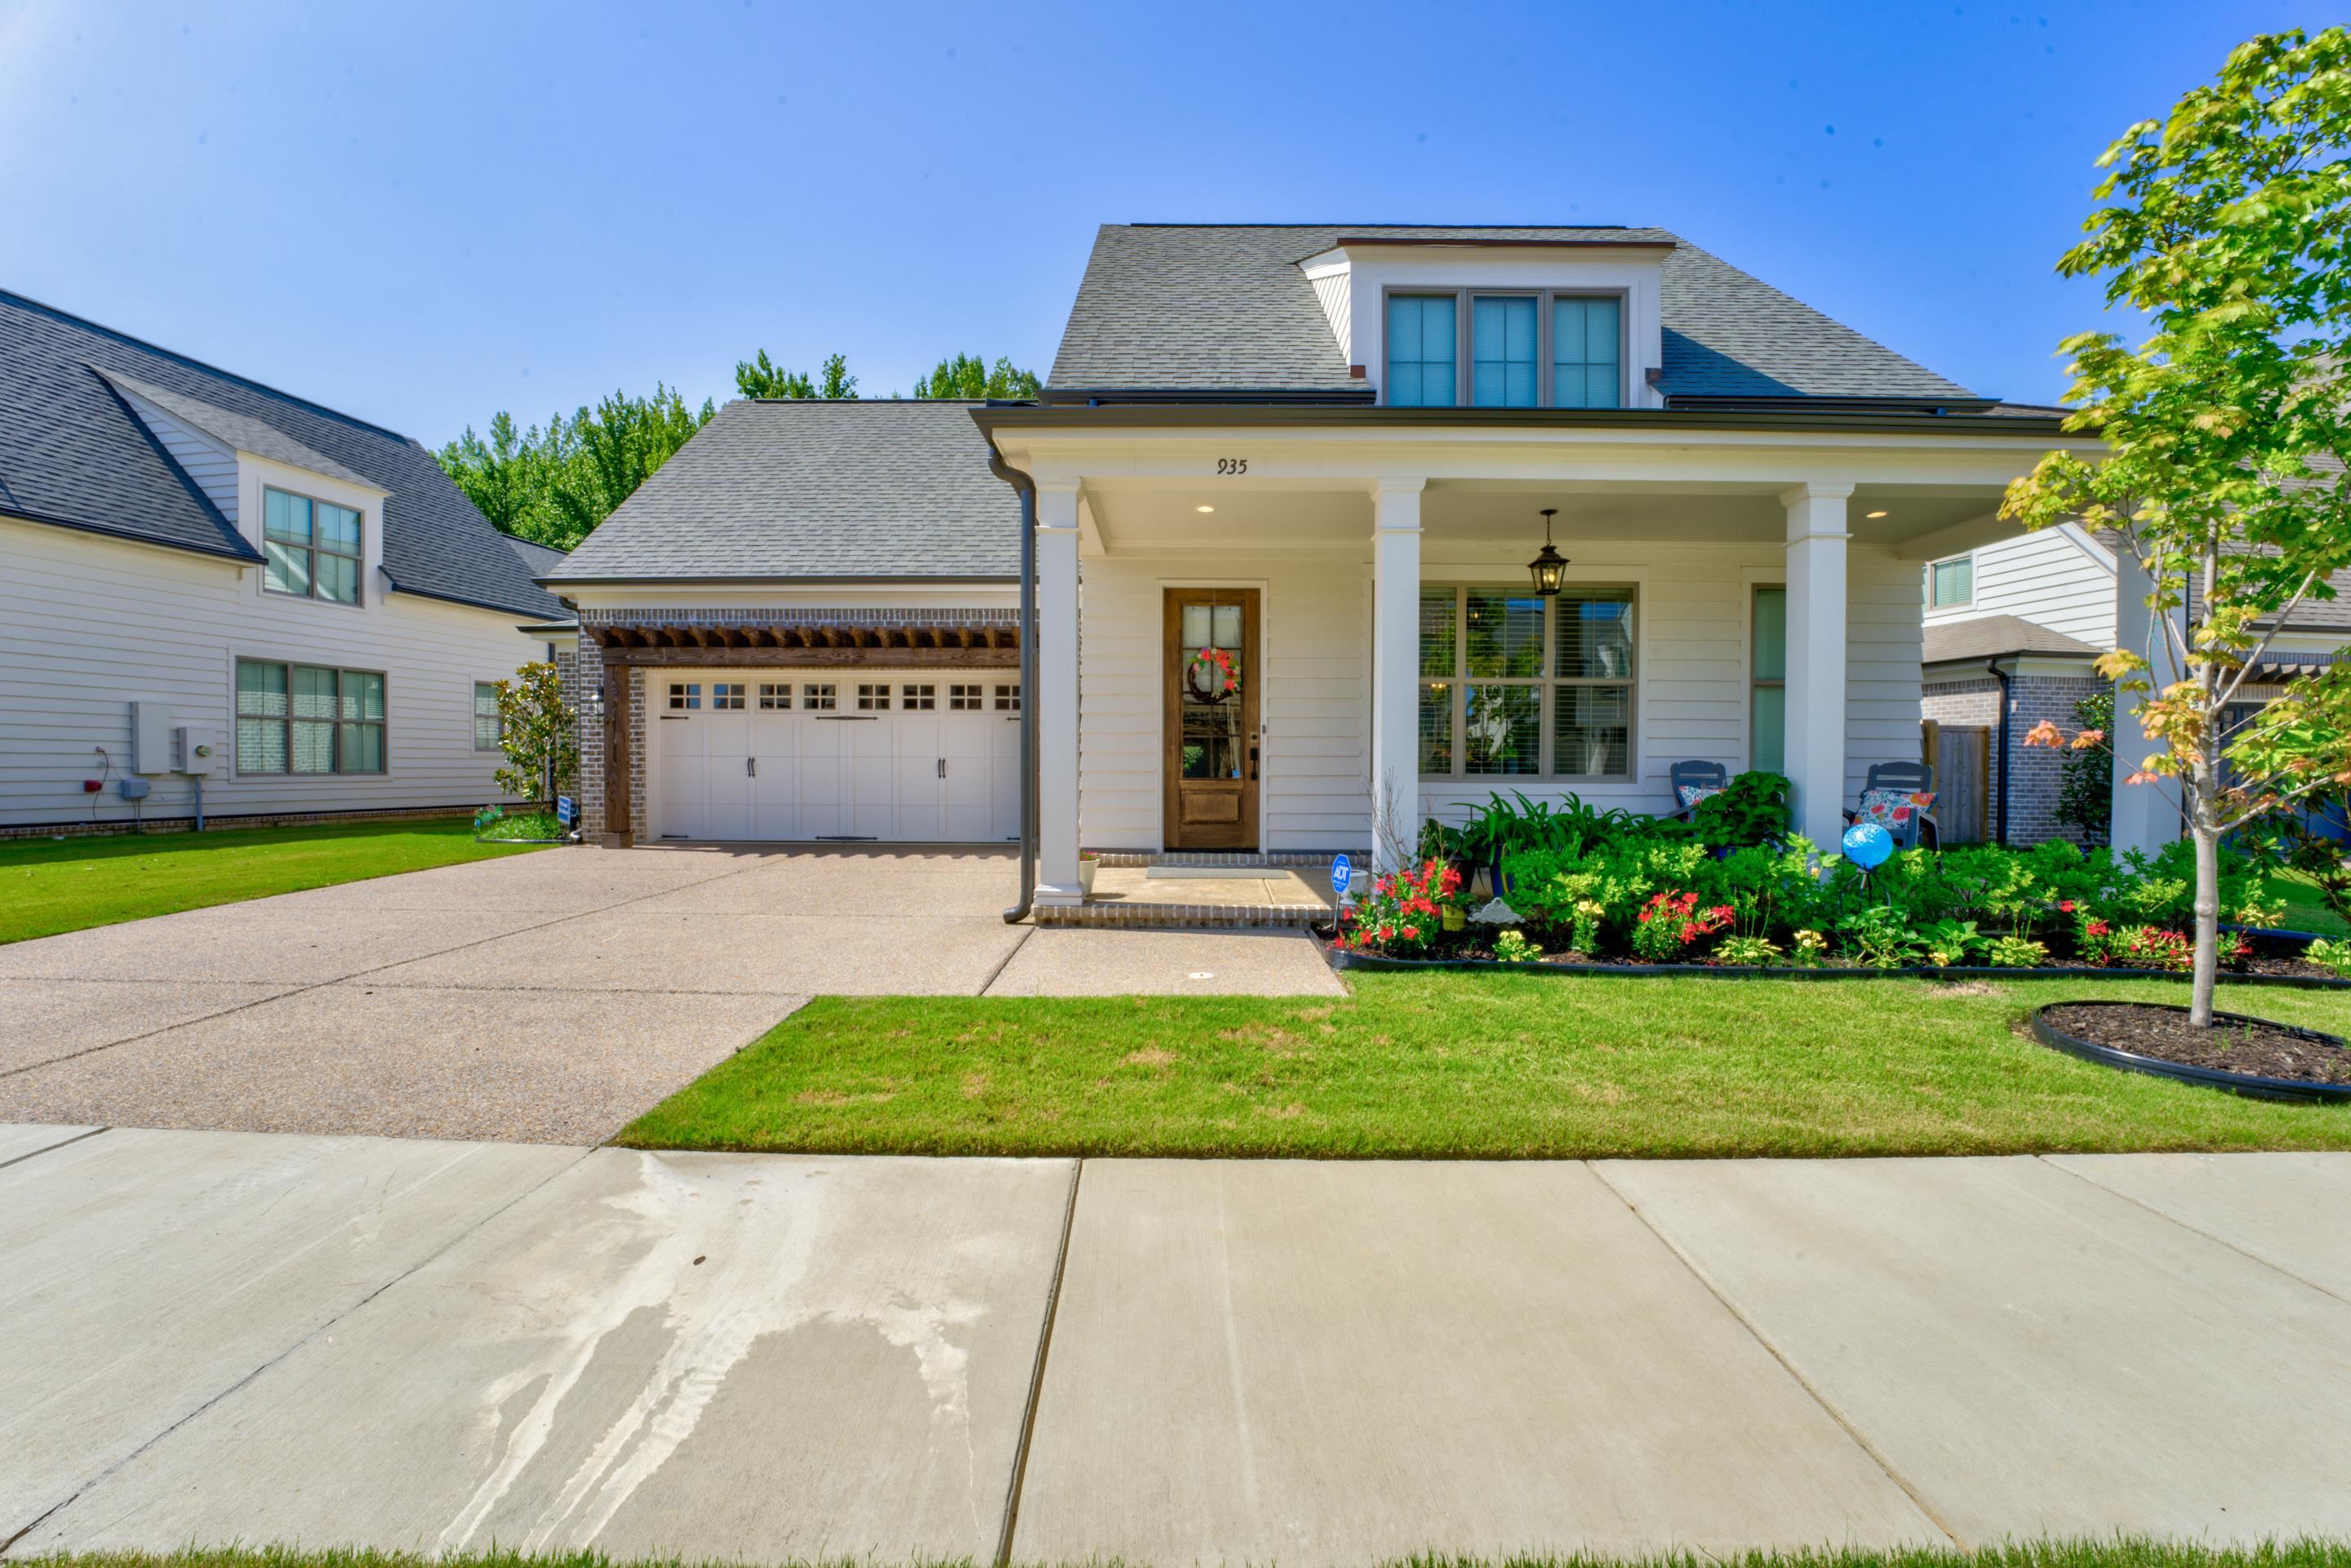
[263,486,363,605]
[1384,290,1624,410]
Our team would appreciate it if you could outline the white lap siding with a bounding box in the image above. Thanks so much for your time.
[0,516,545,828]
[1074,540,1923,851]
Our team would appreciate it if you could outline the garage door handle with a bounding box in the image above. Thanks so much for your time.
[747,757,756,778]
[936,757,945,779]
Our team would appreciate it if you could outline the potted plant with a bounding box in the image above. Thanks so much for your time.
[1078,849,1100,895]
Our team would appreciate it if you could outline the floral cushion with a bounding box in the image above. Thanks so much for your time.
[1855,788,1935,828]
[1674,782,1724,810]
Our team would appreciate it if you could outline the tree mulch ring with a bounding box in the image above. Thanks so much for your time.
[2039,1002,2351,1090]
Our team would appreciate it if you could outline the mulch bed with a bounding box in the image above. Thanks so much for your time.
[2041,1002,2351,1086]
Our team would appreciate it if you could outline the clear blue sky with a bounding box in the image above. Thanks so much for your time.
[0,1,2327,446]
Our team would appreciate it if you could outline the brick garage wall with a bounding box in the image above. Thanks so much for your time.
[1922,670,2108,846]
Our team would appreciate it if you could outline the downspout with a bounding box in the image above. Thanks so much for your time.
[1987,656,2013,847]
[985,431,1039,923]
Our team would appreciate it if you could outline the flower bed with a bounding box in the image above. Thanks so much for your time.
[1340,782,2351,984]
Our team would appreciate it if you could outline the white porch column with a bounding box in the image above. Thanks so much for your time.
[2110,544,2184,857]
[1034,479,1084,904]
[1370,477,1424,871]
[1780,482,1852,850]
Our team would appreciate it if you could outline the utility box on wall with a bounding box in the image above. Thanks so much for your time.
[129,701,173,775]
[175,726,222,775]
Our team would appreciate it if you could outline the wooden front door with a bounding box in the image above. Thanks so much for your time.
[1163,588,1260,851]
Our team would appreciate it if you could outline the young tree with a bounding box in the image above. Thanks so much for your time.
[493,661,576,804]
[911,352,1042,400]
[734,349,817,399]
[2004,27,2351,1024]
[438,387,713,550]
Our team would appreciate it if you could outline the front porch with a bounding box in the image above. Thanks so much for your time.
[989,416,2064,915]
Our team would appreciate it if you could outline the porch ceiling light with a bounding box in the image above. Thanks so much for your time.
[1865,509,1889,518]
[1527,508,1569,597]
[1195,504,1215,513]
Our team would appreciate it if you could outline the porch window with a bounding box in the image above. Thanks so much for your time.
[1386,295,1457,407]
[1418,584,1635,779]
[1751,586,1787,772]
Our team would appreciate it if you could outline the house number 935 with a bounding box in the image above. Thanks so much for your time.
[1215,457,1248,476]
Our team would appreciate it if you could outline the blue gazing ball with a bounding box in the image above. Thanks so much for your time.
[1842,822,1894,869]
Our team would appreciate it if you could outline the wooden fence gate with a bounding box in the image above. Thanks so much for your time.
[1922,719,1992,844]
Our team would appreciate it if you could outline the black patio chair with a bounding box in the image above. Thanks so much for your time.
[1666,760,1731,821]
[1843,760,1940,851]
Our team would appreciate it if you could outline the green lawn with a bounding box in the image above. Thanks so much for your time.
[0,818,545,944]
[2273,868,2350,935]
[616,971,2351,1160]
[21,1536,2351,1568]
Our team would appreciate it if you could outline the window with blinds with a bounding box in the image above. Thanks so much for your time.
[1925,554,1974,608]
[1416,584,1636,779]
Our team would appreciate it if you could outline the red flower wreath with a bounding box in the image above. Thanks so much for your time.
[1185,645,1241,704]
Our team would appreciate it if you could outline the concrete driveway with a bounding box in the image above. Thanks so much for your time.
[6,1129,2349,1566]
[0,846,1339,1144]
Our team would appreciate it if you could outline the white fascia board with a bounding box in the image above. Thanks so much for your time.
[2056,522,2119,571]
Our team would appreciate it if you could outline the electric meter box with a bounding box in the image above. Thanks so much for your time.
[129,701,173,775]
[175,726,222,775]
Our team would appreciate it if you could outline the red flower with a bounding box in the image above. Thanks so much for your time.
[2059,900,2076,913]
[2086,920,2110,937]
[1402,925,1420,940]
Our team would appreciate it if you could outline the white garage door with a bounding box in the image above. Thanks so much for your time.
[652,673,1021,844]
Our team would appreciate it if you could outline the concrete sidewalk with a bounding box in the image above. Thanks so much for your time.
[6,1129,2349,1566]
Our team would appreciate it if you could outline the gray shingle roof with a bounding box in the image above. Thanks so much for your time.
[1922,615,2098,664]
[548,399,1020,583]
[1047,224,1975,402]
[0,289,561,619]
[94,370,378,489]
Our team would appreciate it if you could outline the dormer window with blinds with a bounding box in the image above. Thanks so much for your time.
[1385,291,1624,409]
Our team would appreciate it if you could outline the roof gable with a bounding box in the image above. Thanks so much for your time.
[0,289,559,618]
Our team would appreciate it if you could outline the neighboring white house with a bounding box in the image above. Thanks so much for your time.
[0,288,565,833]
[552,223,2102,917]
[1919,518,2351,846]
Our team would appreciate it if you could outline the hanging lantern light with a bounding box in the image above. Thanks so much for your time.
[1527,507,1569,597]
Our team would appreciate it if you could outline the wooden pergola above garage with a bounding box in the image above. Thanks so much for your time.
[591,620,1020,667]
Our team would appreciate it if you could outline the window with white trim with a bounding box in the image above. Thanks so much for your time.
[237,660,385,774]
[802,682,837,710]
[856,682,890,711]
[993,684,1021,712]
[1385,290,1624,409]
[668,682,701,710]
[1416,585,1636,779]
[949,683,983,711]
[262,486,363,605]
[758,683,789,709]
[1750,586,1787,773]
[711,682,745,710]
[472,682,502,751]
[1924,553,1974,609]
[902,683,936,710]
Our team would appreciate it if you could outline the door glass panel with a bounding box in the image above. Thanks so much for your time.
[1178,598,1244,781]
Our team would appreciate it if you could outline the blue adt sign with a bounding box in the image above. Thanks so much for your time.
[556,795,576,827]
[1331,852,1352,899]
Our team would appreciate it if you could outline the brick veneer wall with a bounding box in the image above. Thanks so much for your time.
[1922,671,2109,846]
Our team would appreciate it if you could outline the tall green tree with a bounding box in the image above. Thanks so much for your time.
[437,385,713,551]
[735,349,857,399]
[2006,27,2351,1025]
[911,353,1041,400]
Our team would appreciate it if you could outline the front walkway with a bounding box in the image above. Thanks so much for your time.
[5,1129,2348,1565]
[0,846,1339,1144]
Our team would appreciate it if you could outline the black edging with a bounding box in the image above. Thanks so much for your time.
[2029,1003,2351,1104]
[1317,937,2351,990]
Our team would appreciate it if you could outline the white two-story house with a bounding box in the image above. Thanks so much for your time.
[549,223,2116,918]
[0,288,565,833]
